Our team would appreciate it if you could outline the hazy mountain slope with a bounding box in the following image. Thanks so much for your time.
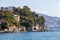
[38,14,60,31]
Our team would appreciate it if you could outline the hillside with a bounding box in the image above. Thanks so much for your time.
[38,14,60,31]
[0,6,46,32]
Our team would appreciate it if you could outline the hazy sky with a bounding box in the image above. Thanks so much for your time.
[0,0,60,17]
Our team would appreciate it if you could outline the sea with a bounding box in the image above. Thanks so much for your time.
[0,32,60,40]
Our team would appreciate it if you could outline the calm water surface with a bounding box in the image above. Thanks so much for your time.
[0,32,60,40]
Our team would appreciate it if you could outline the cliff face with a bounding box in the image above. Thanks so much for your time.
[0,6,47,32]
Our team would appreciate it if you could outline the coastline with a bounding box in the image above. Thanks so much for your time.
[0,30,47,33]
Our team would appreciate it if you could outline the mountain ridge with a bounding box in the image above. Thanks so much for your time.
[38,13,60,31]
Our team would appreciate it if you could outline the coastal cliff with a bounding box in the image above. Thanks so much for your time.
[0,6,47,32]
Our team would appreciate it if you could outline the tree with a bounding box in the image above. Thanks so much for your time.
[23,6,30,10]
[38,16,45,25]
[1,22,7,29]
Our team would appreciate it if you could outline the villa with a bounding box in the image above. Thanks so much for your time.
[14,14,20,22]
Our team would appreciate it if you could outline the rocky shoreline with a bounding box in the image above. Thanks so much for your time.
[0,30,47,33]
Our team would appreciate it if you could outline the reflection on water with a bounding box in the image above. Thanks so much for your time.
[0,32,60,40]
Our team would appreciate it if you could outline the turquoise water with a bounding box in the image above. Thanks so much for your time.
[0,32,60,40]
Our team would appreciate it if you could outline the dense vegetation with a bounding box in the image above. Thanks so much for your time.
[0,6,46,31]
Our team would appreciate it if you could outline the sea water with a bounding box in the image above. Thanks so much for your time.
[0,32,60,40]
